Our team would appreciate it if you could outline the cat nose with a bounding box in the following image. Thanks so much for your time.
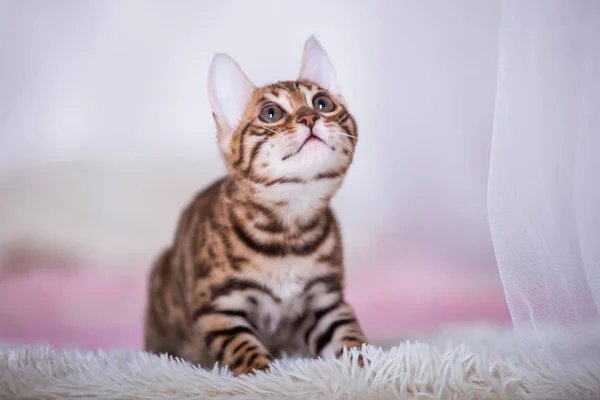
[296,106,320,128]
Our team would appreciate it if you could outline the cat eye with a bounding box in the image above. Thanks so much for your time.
[259,103,286,123]
[312,95,336,113]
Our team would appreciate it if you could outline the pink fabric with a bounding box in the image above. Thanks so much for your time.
[0,269,147,350]
[0,260,510,351]
[346,265,510,338]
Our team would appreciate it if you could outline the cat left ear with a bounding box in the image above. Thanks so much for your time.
[208,53,256,131]
[298,36,341,97]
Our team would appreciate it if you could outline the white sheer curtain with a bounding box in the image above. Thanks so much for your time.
[488,0,600,369]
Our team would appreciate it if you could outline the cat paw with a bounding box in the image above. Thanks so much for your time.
[231,354,272,376]
[336,346,367,368]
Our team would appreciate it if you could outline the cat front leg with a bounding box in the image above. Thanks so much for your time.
[194,304,272,376]
[303,293,367,362]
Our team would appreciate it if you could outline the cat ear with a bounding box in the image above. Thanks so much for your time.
[298,36,341,97]
[208,53,256,131]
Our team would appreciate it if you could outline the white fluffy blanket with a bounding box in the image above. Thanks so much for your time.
[2,329,600,400]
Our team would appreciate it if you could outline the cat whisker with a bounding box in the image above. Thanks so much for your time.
[246,142,269,178]
[247,162,256,179]
[331,131,358,140]
[257,169,271,185]
[230,141,245,151]
[334,112,348,125]
[239,117,283,135]
[334,137,354,156]
[252,123,282,136]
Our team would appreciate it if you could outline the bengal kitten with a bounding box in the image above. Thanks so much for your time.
[144,36,366,376]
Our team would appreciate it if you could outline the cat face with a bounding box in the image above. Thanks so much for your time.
[208,37,357,186]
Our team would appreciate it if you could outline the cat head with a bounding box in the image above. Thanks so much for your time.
[207,36,357,190]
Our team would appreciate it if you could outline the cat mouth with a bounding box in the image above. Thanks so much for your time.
[282,134,326,161]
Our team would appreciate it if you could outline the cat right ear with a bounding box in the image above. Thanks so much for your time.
[298,36,342,98]
[208,53,256,131]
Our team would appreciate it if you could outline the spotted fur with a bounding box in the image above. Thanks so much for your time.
[144,37,366,376]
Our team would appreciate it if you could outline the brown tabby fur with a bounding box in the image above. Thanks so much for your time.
[144,72,366,375]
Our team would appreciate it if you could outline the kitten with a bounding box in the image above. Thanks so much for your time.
[144,36,366,376]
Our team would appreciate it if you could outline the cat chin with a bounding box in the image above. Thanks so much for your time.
[271,145,343,179]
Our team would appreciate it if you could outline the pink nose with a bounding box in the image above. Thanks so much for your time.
[296,106,320,128]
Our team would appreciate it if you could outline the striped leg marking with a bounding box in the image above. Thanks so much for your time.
[304,298,366,359]
[194,304,272,376]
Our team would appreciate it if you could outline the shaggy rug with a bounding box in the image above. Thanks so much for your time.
[2,327,600,400]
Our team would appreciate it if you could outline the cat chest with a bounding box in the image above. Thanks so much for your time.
[250,256,321,335]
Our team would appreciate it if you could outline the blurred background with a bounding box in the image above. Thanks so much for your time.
[0,0,510,351]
